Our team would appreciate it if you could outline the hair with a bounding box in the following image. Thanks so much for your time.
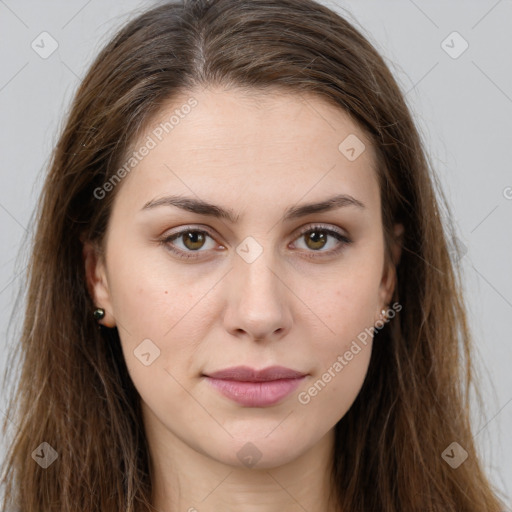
[1,0,508,510]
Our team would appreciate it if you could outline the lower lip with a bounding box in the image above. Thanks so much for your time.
[205,376,306,407]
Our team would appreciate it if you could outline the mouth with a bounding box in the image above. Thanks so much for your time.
[202,365,307,407]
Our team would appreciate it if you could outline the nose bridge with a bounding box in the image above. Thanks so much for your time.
[234,236,282,303]
[225,235,290,338]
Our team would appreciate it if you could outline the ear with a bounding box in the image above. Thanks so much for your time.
[377,223,404,317]
[82,239,116,328]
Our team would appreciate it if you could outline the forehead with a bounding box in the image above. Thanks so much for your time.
[149,85,374,154]
[113,85,380,215]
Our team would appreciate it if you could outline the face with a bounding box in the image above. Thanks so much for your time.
[84,85,400,470]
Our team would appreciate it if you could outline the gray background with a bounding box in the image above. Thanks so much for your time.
[0,0,511,506]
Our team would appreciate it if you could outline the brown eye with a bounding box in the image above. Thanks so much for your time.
[303,230,328,251]
[293,224,352,258]
[161,228,218,260]
[181,231,207,250]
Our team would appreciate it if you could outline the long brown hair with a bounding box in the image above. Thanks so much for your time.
[1,0,507,510]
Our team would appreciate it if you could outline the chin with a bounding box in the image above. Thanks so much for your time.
[203,429,313,470]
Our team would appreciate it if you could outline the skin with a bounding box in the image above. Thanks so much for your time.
[84,85,403,512]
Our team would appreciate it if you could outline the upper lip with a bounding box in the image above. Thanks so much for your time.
[203,365,307,382]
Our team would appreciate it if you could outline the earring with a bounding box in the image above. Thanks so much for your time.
[93,308,105,321]
[381,308,388,321]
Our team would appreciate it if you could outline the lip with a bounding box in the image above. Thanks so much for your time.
[203,365,307,407]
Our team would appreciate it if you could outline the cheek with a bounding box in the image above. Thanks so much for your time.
[308,263,382,346]
[303,230,385,329]
[297,263,381,413]
[104,243,187,374]
[106,238,199,336]
[295,318,374,434]
[108,260,204,424]
[298,287,376,425]
[306,345,372,402]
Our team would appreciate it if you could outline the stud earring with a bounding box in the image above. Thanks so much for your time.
[93,308,105,321]
[381,308,388,321]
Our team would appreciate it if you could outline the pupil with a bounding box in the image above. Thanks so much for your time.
[308,231,326,249]
[185,232,204,249]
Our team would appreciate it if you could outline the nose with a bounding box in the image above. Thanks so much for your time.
[222,246,292,343]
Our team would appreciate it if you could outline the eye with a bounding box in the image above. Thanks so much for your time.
[291,224,352,258]
[160,228,220,260]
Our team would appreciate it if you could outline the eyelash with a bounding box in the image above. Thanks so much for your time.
[159,224,352,261]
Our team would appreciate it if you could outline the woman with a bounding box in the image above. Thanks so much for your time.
[0,0,508,510]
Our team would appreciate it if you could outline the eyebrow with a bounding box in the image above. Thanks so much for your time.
[141,193,365,223]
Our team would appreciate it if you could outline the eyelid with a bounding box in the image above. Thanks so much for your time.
[161,225,219,245]
[161,223,349,242]
[293,222,348,240]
